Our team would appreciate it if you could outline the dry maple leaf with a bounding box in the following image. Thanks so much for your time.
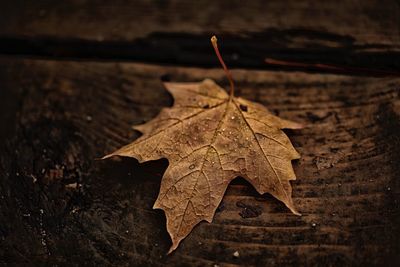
[104,36,302,253]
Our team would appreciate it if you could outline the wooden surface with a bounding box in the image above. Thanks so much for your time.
[0,0,399,72]
[1,0,399,46]
[0,1,399,266]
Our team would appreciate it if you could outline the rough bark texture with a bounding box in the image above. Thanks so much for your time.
[0,1,399,266]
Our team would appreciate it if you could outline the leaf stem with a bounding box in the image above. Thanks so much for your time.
[211,35,235,97]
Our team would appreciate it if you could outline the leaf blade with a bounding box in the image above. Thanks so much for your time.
[104,79,302,252]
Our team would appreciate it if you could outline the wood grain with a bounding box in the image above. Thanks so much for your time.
[0,57,399,266]
[0,1,399,72]
[1,0,399,47]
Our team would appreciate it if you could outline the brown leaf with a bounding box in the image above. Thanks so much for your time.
[104,79,302,253]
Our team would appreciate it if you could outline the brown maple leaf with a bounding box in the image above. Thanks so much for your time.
[104,36,302,253]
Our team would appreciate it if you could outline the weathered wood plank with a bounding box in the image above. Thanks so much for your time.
[1,0,399,47]
[0,1,399,71]
[0,57,399,266]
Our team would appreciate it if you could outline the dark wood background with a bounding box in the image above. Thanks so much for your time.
[0,1,399,266]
